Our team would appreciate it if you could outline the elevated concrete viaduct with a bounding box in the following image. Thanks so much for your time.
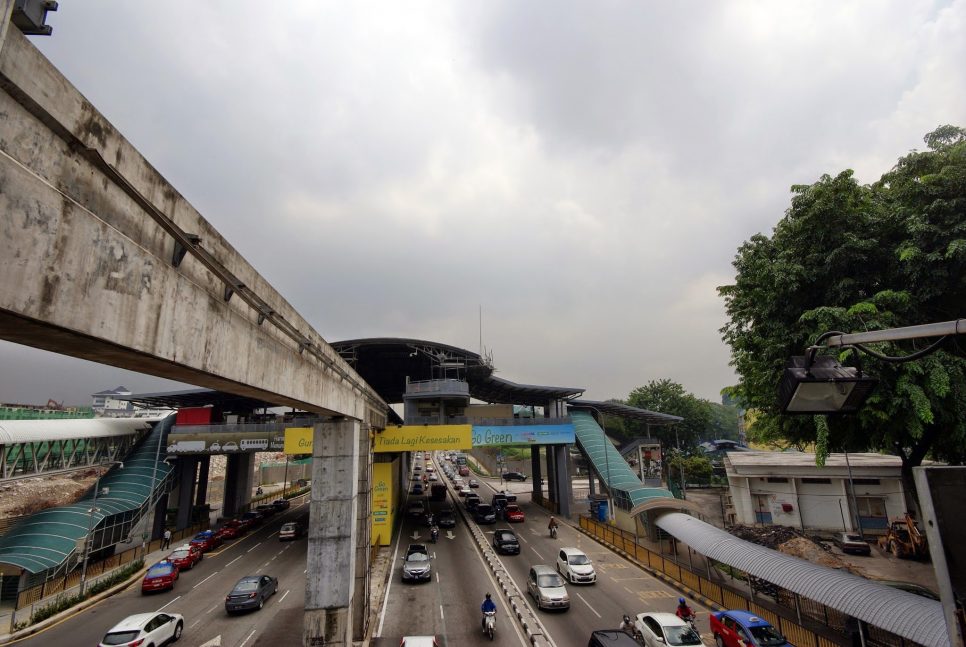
[1,14,384,645]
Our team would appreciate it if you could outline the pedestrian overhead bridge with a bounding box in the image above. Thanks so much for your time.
[0,418,173,577]
[0,417,160,481]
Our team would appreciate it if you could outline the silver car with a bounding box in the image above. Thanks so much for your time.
[401,550,432,582]
[527,564,570,610]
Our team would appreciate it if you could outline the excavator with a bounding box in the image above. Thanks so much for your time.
[878,513,929,559]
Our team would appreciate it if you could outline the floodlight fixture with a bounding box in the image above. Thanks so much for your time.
[778,354,878,414]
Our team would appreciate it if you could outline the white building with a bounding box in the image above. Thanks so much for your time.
[724,451,910,534]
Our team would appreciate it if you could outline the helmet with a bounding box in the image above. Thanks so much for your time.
[485,593,491,599]
[678,597,686,604]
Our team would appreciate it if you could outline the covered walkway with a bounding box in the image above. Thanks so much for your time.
[656,512,946,647]
[0,417,174,577]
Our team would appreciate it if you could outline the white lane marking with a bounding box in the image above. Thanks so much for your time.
[193,572,218,589]
[303,569,307,574]
[206,603,220,614]
[530,547,544,560]
[188,618,203,629]
[376,498,407,638]
[226,555,243,568]
[517,534,529,544]
[575,591,601,617]
[436,572,440,582]
[156,595,182,612]
[278,589,291,603]
[247,541,263,553]
[440,604,444,620]
[239,629,257,647]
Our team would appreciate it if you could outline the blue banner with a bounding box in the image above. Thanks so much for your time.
[471,424,575,447]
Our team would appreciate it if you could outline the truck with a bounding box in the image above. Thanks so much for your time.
[167,439,206,453]
[430,483,448,501]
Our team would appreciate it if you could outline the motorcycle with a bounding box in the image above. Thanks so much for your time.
[256,486,263,495]
[430,526,439,543]
[549,524,558,539]
[483,610,496,640]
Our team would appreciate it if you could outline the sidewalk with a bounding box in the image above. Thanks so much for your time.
[0,539,182,643]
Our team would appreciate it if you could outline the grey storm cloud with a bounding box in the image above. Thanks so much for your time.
[2,0,964,407]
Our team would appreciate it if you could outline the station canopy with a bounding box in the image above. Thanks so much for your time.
[331,338,584,406]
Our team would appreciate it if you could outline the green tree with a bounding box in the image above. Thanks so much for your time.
[707,402,740,441]
[718,126,966,499]
[626,379,712,449]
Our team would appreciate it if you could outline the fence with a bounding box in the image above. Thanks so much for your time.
[578,516,920,647]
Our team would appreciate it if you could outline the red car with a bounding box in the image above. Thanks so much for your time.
[166,544,203,570]
[190,530,223,552]
[504,504,525,522]
[217,520,245,539]
[141,561,179,593]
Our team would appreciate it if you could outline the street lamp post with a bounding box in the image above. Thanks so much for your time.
[80,461,123,596]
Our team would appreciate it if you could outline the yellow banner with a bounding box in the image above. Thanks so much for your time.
[283,427,314,455]
[371,462,393,546]
[373,424,472,453]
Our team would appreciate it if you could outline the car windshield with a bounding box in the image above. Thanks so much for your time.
[568,554,591,565]
[147,564,174,576]
[506,506,519,513]
[749,624,787,646]
[169,550,189,559]
[664,625,703,646]
[282,523,296,531]
[102,631,141,645]
[537,574,564,587]
[234,580,259,592]
[497,533,516,542]
[407,553,429,563]
[844,534,864,542]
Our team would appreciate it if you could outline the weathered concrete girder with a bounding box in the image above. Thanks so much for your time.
[0,26,385,427]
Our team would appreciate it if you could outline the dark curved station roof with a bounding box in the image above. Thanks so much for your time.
[569,399,682,426]
[330,338,585,407]
[122,388,278,412]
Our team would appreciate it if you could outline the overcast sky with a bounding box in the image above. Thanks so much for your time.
[2,1,964,408]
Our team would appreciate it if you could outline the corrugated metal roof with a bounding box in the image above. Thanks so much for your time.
[570,400,683,425]
[0,418,174,574]
[656,513,947,647]
[0,417,162,444]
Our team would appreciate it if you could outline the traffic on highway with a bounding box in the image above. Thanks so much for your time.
[374,452,735,647]
[13,453,779,647]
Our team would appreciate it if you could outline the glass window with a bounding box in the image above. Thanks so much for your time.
[749,624,787,646]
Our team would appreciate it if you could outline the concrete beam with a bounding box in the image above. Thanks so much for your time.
[304,419,360,647]
[0,28,385,427]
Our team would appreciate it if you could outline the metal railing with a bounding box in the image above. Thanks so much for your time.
[578,516,917,647]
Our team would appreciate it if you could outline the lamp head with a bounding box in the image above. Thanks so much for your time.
[778,355,877,414]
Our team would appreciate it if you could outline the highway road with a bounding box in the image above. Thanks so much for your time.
[13,453,711,646]
[14,496,311,647]
[375,453,713,646]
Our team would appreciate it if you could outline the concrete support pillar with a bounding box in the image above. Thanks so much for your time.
[223,453,254,518]
[589,469,596,497]
[304,419,361,647]
[554,445,572,517]
[175,456,199,529]
[547,447,557,506]
[352,426,373,640]
[195,455,210,508]
[531,447,543,500]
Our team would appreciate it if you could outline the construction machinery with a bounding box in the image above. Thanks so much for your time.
[878,513,929,559]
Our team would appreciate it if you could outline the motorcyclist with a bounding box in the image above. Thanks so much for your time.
[430,524,439,543]
[548,516,559,537]
[675,597,696,623]
[620,613,634,633]
[481,593,497,630]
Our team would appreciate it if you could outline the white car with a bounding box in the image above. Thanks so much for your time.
[458,486,472,497]
[99,612,184,647]
[556,547,597,584]
[635,612,702,647]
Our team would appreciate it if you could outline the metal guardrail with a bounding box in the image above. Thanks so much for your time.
[577,516,922,647]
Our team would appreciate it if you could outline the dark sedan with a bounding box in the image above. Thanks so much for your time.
[436,509,457,528]
[474,503,497,524]
[502,472,528,482]
[493,529,520,554]
[225,575,278,614]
